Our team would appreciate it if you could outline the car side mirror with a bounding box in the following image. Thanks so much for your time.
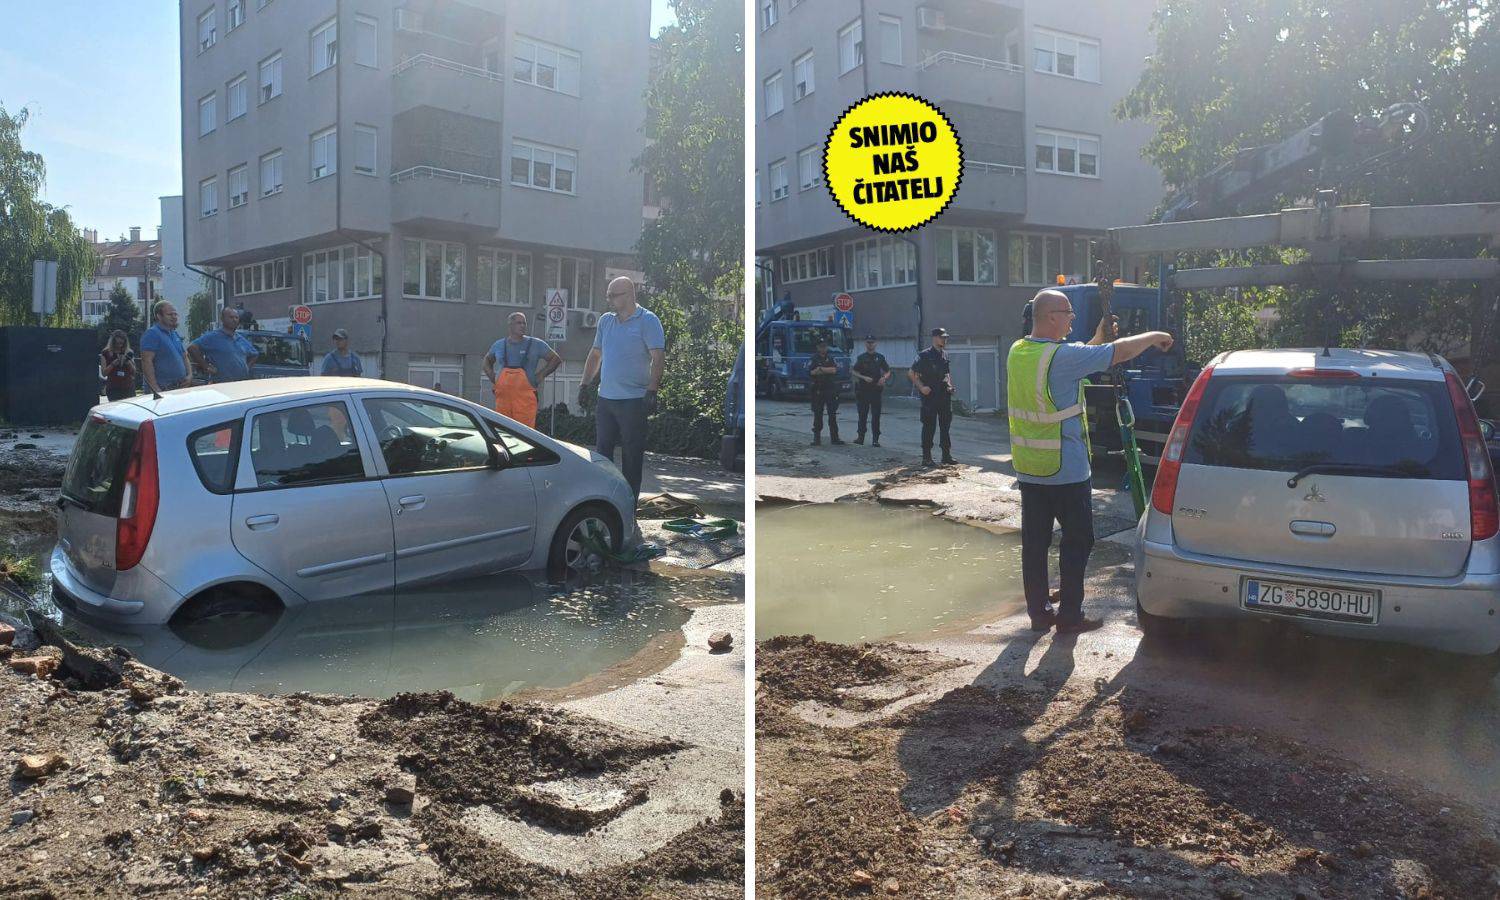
[489,441,513,470]
[1481,419,1496,442]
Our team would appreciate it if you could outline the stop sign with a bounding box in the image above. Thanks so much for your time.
[833,293,855,312]
[292,305,313,325]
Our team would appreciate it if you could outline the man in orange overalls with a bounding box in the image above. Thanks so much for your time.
[484,311,562,429]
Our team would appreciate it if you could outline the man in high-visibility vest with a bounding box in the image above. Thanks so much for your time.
[1007,289,1172,634]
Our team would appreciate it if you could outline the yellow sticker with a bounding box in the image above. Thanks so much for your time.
[823,93,963,233]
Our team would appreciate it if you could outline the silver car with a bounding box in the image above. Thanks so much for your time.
[51,378,636,626]
[1135,349,1500,672]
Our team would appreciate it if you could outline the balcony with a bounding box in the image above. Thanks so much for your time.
[393,54,504,120]
[918,51,1024,110]
[390,166,502,231]
[954,160,1026,215]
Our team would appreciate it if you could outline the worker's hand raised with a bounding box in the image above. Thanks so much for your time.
[1094,314,1119,343]
[1152,332,1175,352]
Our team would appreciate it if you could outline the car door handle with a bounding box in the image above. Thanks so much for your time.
[398,495,426,510]
[245,514,280,531]
[1289,520,1336,537]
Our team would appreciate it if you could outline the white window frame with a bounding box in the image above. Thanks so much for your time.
[403,239,465,302]
[843,236,917,291]
[797,146,819,191]
[226,75,248,121]
[310,17,337,77]
[258,52,283,104]
[755,170,761,207]
[760,0,778,31]
[1033,27,1101,82]
[475,247,533,306]
[198,93,217,137]
[934,227,999,285]
[792,51,814,101]
[407,354,464,397]
[512,36,582,97]
[779,247,834,284]
[769,158,788,201]
[764,71,784,118]
[232,258,291,296]
[1009,231,1064,287]
[228,165,249,208]
[1035,127,1100,178]
[259,149,284,196]
[355,14,377,68]
[310,126,337,180]
[838,19,863,74]
[197,8,216,53]
[510,139,577,195]
[227,0,244,31]
[353,124,377,176]
[304,244,382,304]
[878,15,902,65]
[544,255,596,310]
[199,177,218,218]
[1070,237,1098,282]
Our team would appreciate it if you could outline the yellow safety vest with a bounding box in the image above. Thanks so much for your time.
[1006,339,1090,478]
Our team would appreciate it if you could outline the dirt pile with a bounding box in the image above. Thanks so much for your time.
[757,635,959,710]
[0,445,65,495]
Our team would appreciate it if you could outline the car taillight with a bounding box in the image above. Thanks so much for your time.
[1288,368,1360,379]
[116,420,159,571]
[1151,365,1215,516]
[1445,371,1499,542]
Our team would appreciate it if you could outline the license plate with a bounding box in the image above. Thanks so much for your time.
[1242,578,1379,624]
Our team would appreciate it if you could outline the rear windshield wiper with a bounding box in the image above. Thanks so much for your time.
[1286,463,1416,488]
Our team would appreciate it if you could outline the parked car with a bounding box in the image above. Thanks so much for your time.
[187,329,312,385]
[1135,349,1500,676]
[52,378,635,626]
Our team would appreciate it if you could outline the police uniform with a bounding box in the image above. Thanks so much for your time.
[852,342,890,444]
[911,343,955,463]
[808,346,842,444]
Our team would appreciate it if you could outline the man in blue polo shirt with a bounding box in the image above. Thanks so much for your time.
[581,276,666,498]
[140,300,191,393]
[188,307,259,383]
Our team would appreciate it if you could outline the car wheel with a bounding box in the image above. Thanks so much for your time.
[1135,597,1178,641]
[548,505,620,575]
[172,584,281,627]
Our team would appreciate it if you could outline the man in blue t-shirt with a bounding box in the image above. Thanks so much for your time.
[188,307,259,383]
[320,329,364,377]
[140,300,191,393]
[581,276,666,497]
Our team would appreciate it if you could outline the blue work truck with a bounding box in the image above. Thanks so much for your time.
[755,318,855,401]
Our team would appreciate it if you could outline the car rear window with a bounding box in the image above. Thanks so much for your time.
[1184,375,1465,480]
[62,417,137,515]
[187,422,242,494]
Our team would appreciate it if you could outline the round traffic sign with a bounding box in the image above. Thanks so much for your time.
[834,293,855,312]
[292,305,313,325]
[548,306,565,323]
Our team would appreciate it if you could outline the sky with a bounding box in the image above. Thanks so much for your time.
[0,0,678,244]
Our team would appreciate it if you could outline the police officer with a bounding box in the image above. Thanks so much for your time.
[908,327,956,467]
[851,335,890,446]
[808,335,843,445]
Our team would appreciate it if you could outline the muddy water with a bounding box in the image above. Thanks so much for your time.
[755,502,1034,643]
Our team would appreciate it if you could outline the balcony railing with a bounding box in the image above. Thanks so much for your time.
[391,166,503,189]
[918,50,1023,73]
[965,160,1025,176]
[393,53,503,83]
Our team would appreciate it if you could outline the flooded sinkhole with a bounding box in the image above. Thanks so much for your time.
[755,501,1040,643]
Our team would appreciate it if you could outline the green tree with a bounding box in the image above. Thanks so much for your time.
[1119,1,1498,360]
[0,105,95,326]
[98,283,142,346]
[186,290,215,341]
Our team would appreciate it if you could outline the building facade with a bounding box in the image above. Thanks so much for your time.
[755,0,1163,410]
[80,227,163,326]
[180,0,650,403]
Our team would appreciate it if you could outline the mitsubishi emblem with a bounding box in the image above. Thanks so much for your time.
[1303,483,1326,503]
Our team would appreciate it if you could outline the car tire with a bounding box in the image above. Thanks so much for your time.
[548,504,621,576]
[172,583,281,626]
[1135,597,1179,641]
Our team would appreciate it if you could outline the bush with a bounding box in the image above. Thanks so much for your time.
[539,403,724,460]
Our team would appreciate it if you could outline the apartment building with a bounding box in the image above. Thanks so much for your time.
[755,0,1163,411]
[80,227,162,325]
[180,0,650,403]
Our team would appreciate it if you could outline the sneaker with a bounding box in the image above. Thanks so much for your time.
[921,455,936,468]
[1029,610,1057,632]
[1054,617,1105,635]
[941,454,957,465]
[853,434,865,445]
[830,437,846,445]
[872,438,881,447]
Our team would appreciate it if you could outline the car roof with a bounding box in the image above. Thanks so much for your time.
[1213,348,1451,381]
[116,377,417,417]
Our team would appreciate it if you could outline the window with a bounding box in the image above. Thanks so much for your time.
[769,158,788,201]
[232,258,291,296]
[249,402,365,488]
[1035,128,1099,177]
[310,18,337,76]
[365,398,491,474]
[935,227,999,284]
[760,0,778,31]
[227,0,244,31]
[353,125,377,176]
[188,422,240,494]
[1071,238,1098,282]
[228,165,249,208]
[792,51,814,100]
[403,239,465,301]
[1009,232,1063,286]
[878,15,902,65]
[227,75,248,120]
[310,126,337,179]
[512,36,582,96]
[197,9,216,52]
[510,140,577,195]
[1034,28,1100,82]
[199,177,218,217]
[797,146,819,191]
[486,417,561,466]
[764,71,784,118]
[198,93,217,137]
[304,244,382,303]
[355,15,377,68]
[843,236,916,290]
[838,19,863,74]
[779,247,834,284]
[259,149,284,196]
[542,255,595,309]
[258,52,283,103]
[476,247,532,306]
[404,356,464,398]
